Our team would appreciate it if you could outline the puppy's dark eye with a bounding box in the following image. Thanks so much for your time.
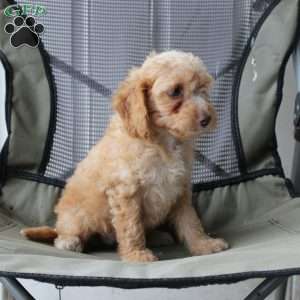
[169,85,183,98]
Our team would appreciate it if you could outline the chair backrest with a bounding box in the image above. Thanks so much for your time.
[0,0,299,226]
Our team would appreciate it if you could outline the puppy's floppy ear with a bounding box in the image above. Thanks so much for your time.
[113,69,153,141]
[199,71,214,90]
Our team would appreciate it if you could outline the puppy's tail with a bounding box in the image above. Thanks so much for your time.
[21,226,57,243]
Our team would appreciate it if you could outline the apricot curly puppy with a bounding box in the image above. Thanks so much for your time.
[21,51,228,262]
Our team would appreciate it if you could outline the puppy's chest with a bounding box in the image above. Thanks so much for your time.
[140,147,186,227]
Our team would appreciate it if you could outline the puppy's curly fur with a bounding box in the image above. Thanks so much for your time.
[21,51,228,262]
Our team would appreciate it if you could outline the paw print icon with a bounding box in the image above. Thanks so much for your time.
[4,16,44,48]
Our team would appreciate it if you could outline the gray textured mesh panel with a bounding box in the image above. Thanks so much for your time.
[17,0,268,183]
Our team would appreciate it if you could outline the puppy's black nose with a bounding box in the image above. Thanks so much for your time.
[200,115,211,128]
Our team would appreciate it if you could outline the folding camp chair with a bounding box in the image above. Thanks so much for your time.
[0,0,300,299]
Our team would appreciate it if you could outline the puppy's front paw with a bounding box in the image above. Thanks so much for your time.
[122,249,158,263]
[190,237,229,256]
[54,235,83,252]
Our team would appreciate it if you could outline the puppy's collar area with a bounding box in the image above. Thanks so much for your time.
[170,139,183,151]
[156,131,183,152]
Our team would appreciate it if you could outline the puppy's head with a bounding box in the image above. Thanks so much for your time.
[113,50,216,141]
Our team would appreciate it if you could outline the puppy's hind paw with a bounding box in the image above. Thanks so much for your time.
[190,237,229,256]
[54,235,83,253]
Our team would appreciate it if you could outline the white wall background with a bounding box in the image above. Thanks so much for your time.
[0,58,297,299]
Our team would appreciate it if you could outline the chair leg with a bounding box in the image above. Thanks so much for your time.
[244,277,289,300]
[0,277,35,300]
